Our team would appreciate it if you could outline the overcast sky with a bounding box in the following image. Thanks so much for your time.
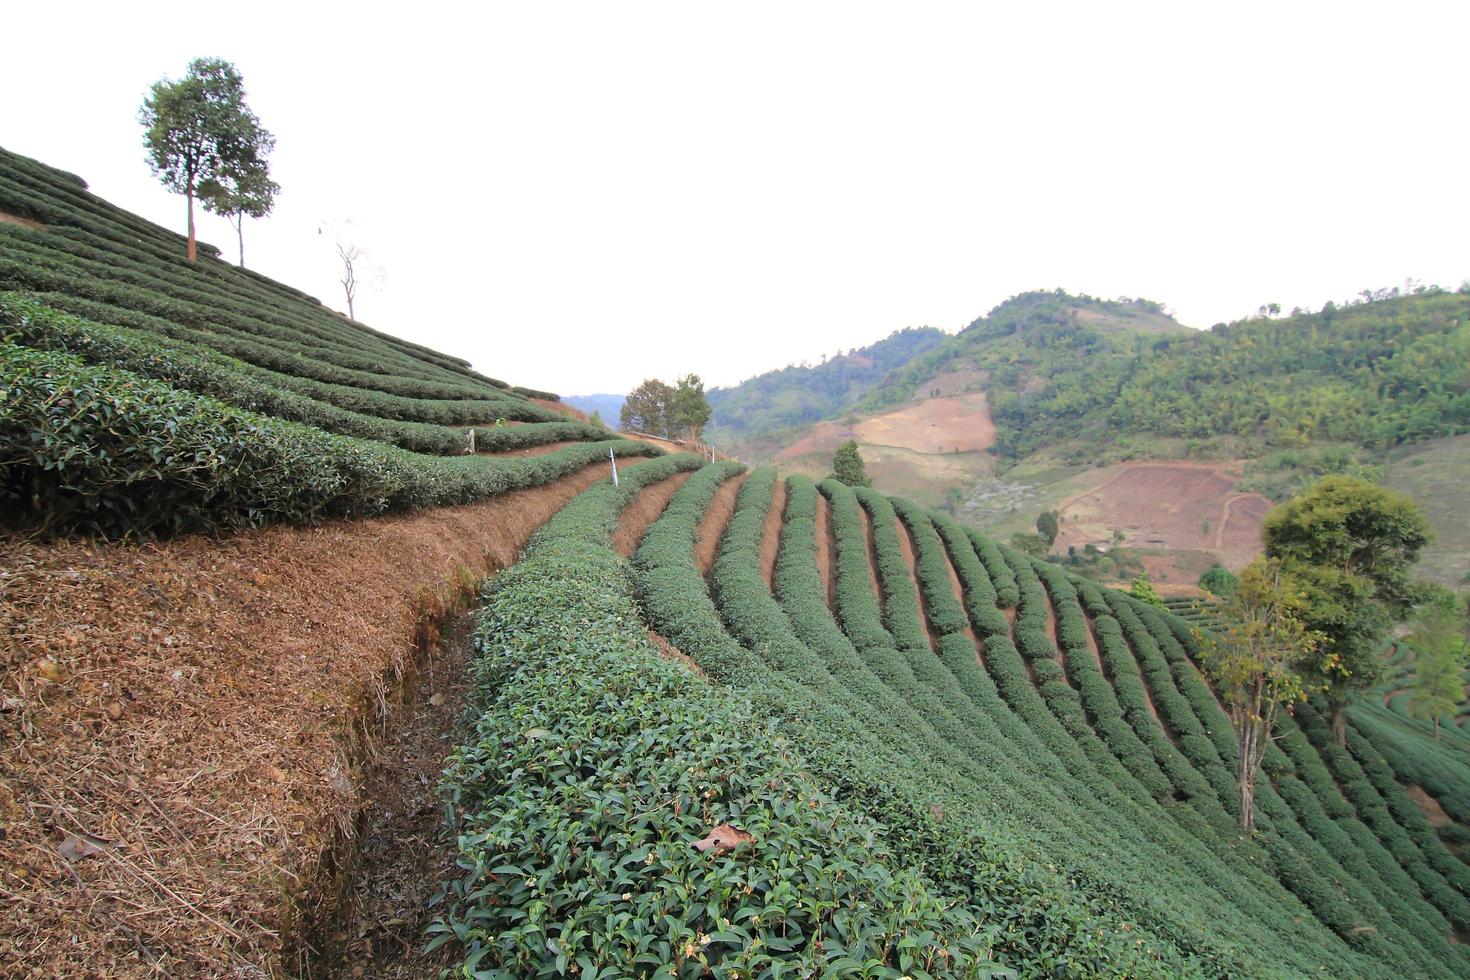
[5,3,1467,395]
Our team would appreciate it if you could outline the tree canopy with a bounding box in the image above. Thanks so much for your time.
[139,58,273,263]
[1196,557,1325,831]
[621,379,677,439]
[672,374,711,440]
[1406,593,1468,740]
[829,439,870,488]
[1263,475,1433,742]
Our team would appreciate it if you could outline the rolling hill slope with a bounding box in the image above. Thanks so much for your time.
[4,144,1467,977]
[0,144,659,537]
[420,461,1470,976]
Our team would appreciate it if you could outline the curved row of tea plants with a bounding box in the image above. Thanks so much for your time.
[431,455,1014,978]
[0,342,653,536]
[632,467,1460,976]
[0,295,598,453]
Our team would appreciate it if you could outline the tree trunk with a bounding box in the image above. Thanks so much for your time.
[1240,768,1255,832]
[1435,717,1441,741]
[186,185,197,263]
[236,213,245,269]
[1331,705,1346,748]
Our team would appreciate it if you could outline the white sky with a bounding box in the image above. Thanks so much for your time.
[4,3,1467,395]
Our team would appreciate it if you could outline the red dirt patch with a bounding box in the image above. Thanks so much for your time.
[532,397,587,421]
[937,533,989,671]
[853,392,996,455]
[893,516,937,651]
[695,473,747,575]
[613,471,695,558]
[811,489,833,606]
[0,460,625,977]
[1407,784,1453,830]
[761,479,788,592]
[1055,462,1270,570]
[0,211,45,231]
[857,504,885,618]
[644,629,707,679]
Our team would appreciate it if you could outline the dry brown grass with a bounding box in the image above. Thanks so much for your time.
[0,460,626,978]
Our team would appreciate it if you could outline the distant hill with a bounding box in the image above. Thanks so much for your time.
[704,324,947,444]
[719,286,1470,590]
[564,392,626,424]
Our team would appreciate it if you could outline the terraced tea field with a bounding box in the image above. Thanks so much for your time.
[3,144,1468,978]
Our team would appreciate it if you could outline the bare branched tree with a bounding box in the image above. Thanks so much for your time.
[337,241,364,320]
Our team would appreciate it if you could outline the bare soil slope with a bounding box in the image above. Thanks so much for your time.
[0,460,644,978]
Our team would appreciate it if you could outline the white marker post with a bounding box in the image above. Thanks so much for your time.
[609,447,619,487]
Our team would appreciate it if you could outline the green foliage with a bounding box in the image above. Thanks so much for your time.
[0,342,656,537]
[1265,475,1434,714]
[139,58,272,261]
[621,378,677,439]
[671,373,711,439]
[1195,558,1326,830]
[0,294,595,455]
[1406,596,1469,737]
[1198,564,1238,597]
[828,439,869,488]
[1035,509,1059,545]
[705,326,946,440]
[1128,573,1165,607]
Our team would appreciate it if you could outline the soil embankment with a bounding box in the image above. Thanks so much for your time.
[0,458,640,978]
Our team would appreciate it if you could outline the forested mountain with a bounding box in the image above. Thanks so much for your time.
[704,324,946,441]
[718,286,1470,471]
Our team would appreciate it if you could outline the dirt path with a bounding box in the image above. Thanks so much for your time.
[937,535,989,672]
[0,210,45,230]
[812,490,833,607]
[613,472,695,558]
[893,517,938,652]
[326,613,475,978]
[761,480,788,592]
[1214,493,1256,550]
[0,459,631,978]
[1107,618,1180,750]
[857,504,886,621]
[695,474,747,576]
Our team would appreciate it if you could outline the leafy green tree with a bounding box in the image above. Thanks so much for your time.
[1406,594,1468,740]
[1264,475,1433,744]
[1196,558,1325,831]
[829,439,870,488]
[197,144,277,268]
[139,58,271,263]
[672,373,711,440]
[1009,531,1049,558]
[1128,573,1165,607]
[620,379,677,439]
[1199,564,1238,597]
[1036,510,1060,546]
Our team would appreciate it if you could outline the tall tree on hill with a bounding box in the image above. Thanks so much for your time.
[1036,510,1060,546]
[621,379,677,439]
[1197,557,1325,831]
[1263,475,1433,745]
[672,373,711,441]
[197,136,278,268]
[1406,593,1468,740]
[140,58,272,263]
[829,440,870,488]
